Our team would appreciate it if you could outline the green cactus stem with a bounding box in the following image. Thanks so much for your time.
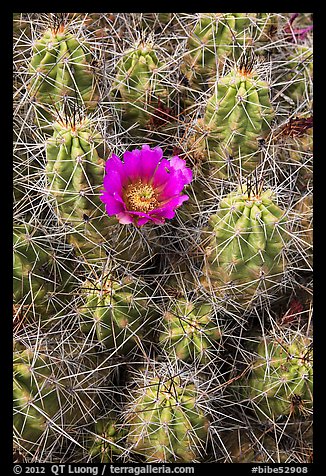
[238,332,313,420]
[28,17,99,129]
[188,60,274,178]
[158,299,221,363]
[125,372,209,462]
[201,182,288,310]
[78,274,157,354]
[110,40,172,133]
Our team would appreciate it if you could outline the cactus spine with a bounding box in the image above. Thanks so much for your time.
[13,12,313,464]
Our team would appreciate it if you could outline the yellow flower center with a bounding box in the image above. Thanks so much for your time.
[124,180,158,213]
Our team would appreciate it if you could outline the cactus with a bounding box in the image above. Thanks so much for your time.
[88,414,127,462]
[13,342,108,452]
[13,225,57,321]
[237,332,313,420]
[45,108,114,257]
[253,14,279,46]
[78,273,157,354]
[293,193,313,267]
[181,13,279,90]
[28,15,99,129]
[201,182,289,310]
[125,370,210,462]
[277,45,313,106]
[45,109,158,269]
[110,40,172,133]
[46,108,106,222]
[13,12,313,464]
[188,60,274,178]
[181,13,252,89]
[138,13,173,31]
[223,428,289,463]
[158,299,221,363]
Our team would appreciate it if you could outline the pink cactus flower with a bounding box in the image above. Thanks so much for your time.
[100,145,193,226]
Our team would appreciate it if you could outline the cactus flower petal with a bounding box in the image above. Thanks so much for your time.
[100,145,192,226]
[169,156,193,184]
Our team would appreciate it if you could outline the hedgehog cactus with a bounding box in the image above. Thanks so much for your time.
[45,109,117,260]
[139,13,173,30]
[13,225,55,320]
[46,111,105,217]
[88,414,127,462]
[28,16,98,128]
[293,193,313,267]
[158,299,221,363]
[181,13,251,89]
[78,274,157,354]
[182,13,279,90]
[13,12,313,465]
[252,14,279,46]
[110,40,172,132]
[13,344,104,451]
[14,348,62,447]
[125,372,209,462]
[45,112,157,269]
[278,45,313,106]
[224,428,288,463]
[201,182,289,310]
[189,61,274,178]
[239,333,313,420]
